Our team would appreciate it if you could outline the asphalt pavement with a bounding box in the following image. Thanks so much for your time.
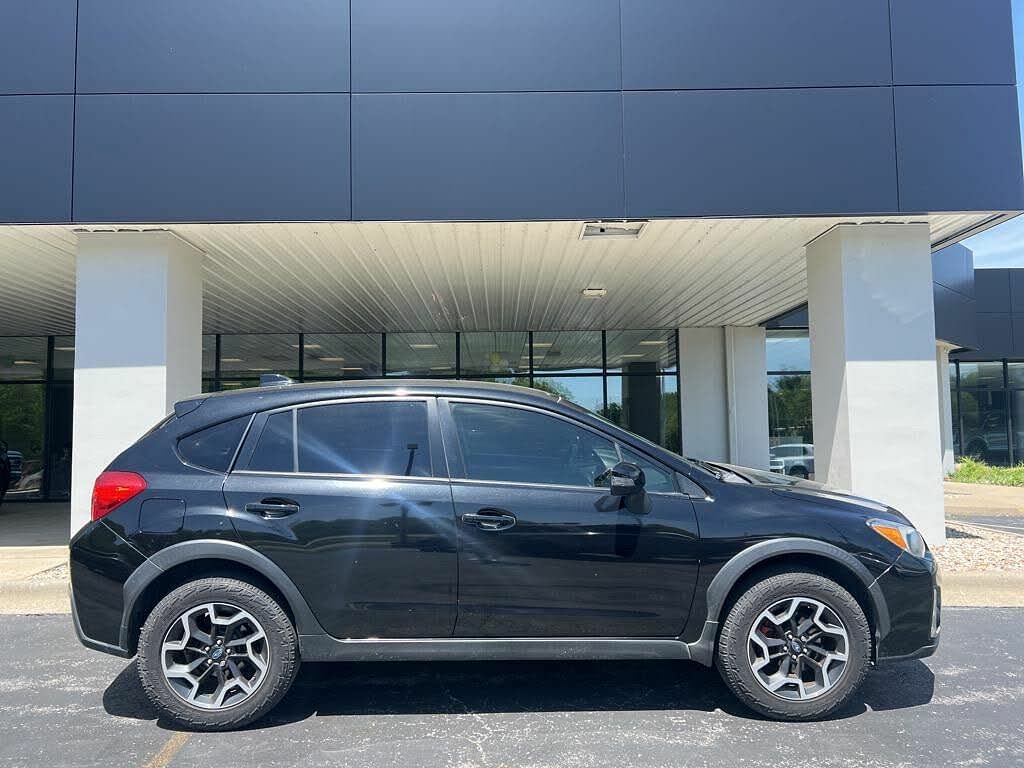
[1,608,1023,768]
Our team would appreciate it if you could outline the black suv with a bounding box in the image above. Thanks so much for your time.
[70,380,940,730]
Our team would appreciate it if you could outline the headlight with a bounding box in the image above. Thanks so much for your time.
[867,519,927,558]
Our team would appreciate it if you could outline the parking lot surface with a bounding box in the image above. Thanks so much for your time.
[1,608,1022,768]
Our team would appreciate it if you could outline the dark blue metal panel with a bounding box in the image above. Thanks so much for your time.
[891,0,1015,85]
[623,88,898,218]
[352,0,620,92]
[0,96,73,223]
[0,0,77,95]
[975,269,1013,312]
[933,243,976,299]
[895,86,1024,213]
[73,95,351,223]
[933,283,978,349]
[352,92,624,221]
[622,0,892,90]
[76,0,350,93]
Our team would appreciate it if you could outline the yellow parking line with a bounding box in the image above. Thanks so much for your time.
[142,732,190,768]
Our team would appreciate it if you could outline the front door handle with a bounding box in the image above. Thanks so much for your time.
[245,498,300,518]
[462,510,517,532]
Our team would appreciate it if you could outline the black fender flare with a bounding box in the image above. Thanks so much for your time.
[684,537,891,666]
[119,539,327,651]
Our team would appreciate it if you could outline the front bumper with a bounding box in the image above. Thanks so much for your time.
[875,552,941,662]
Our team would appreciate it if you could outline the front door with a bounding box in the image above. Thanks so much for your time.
[441,399,700,638]
[224,397,458,638]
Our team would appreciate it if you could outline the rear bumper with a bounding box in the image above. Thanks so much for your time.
[70,587,132,658]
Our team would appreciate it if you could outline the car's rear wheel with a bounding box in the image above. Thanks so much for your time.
[716,570,871,721]
[137,577,299,731]
[789,466,809,479]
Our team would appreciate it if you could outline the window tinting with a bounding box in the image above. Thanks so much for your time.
[248,411,294,472]
[178,416,250,472]
[620,448,676,493]
[297,401,431,476]
[451,402,617,487]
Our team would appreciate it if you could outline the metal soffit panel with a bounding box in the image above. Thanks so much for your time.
[0,214,997,336]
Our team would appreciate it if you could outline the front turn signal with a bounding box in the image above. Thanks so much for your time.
[867,519,927,558]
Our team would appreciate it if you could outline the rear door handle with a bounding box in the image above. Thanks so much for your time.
[462,510,517,531]
[245,498,300,518]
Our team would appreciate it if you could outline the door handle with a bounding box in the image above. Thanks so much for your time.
[462,510,517,531]
[245,498,300,518]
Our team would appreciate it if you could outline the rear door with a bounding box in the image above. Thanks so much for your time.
[224,396,458,638]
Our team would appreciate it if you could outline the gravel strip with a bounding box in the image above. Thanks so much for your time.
[934,521,1024,573]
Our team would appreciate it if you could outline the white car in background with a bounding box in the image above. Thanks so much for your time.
[769,443,815,479]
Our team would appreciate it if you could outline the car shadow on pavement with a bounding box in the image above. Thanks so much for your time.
[103,658,935,730]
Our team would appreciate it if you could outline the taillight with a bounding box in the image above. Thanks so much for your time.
[91,471,147,521]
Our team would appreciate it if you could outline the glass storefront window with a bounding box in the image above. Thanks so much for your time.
[605,330,677,374]
[605,375,680,452]
[958,389,1010,464]
[0,382,45,499]
[219,334,300,383]
[304,334,382,379]
[460,332,529,376]
[386,332,457,376]
[1012,390,1024,463]
[531,376,605,413]
[1007,362,1024,388]
[768,374,813,446]
[0,337,47,382]
[958,362,1005,389]
[532,331,602,374]
[766,330,811,373]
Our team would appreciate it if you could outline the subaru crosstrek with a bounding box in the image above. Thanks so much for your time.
[70,380,940,730]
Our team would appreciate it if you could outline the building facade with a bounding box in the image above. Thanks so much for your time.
[1,1,1023,545]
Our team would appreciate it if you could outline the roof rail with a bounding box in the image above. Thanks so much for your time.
[259,373,294,387]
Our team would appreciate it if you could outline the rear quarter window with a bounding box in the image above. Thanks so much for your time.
[177,416,250,472]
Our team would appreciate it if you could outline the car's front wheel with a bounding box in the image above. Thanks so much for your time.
[137,577,299,731]
[716,570,871,720]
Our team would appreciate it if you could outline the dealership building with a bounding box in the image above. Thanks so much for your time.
[1,1,1023,545]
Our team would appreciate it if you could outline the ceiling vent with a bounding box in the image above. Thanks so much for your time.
[580,221,648,240]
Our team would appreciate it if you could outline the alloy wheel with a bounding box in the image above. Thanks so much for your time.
[747,596,850,701]
[161,602,270,710]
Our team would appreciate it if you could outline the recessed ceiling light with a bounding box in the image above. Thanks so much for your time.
[638,340,668,346]
[294,343,321,349]
[532,342,553,348]
[341,367,363,372]
[581,288,608,299]
[318,357,345,362]
[221,357,243,363]
[12,360,37,365]
[250,368,271,372]
[410,343,439,350]
[430,366,453,371]
[580,220,648,240]
[54,346,75,352]
[620,354,645,359]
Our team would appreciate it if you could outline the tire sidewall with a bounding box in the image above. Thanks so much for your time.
[137,578,298,731]
[718,572,871,721]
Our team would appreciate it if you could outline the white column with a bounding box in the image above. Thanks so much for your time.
[679,328,728,462]
[725,326,770,470]
[679,326,769,469]
[937,342,957,475]
[71,231,204,533]
[807,223,945,545]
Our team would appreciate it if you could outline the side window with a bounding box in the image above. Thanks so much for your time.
[620,448,677,494]
[248,410,294,472]
[297,401,431,477]
[450,402,617,488]
[178,416,250,472]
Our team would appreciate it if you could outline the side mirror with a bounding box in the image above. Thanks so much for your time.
[610,462,645,496]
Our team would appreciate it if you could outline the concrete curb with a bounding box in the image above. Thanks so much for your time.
[0,581,70,615]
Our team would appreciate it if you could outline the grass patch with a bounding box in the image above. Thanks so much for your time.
[949,457,1024,486]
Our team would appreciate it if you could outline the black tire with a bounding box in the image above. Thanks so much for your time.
[137,577,299,731]
[716,570,871,721]
[789,466,809,480]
